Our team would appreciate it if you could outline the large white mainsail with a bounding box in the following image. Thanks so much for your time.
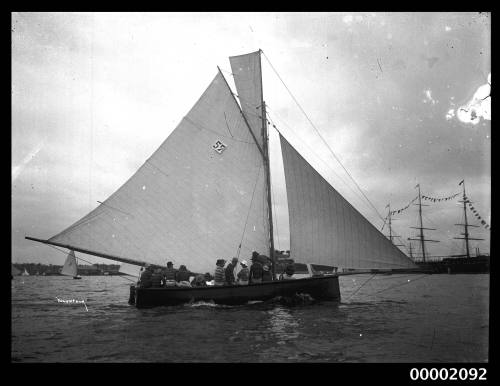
[279,134,416,270]
[61,250,78,277]
[48,72,269,274]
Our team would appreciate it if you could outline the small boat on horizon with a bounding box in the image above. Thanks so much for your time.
[60,250,82,279]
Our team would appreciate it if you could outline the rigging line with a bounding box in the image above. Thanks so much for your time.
[262,50,386,224]
[145,159,170,179]
[346,273,377,301]
[182,116,254,145]
[223,112,234,138]
[266,108,378,220]
[374,274,430,294]
[47,244,137,283]
[55,209,106,239]
[48,244,97,266]
[236,164,264,259]
[96,201,134,219]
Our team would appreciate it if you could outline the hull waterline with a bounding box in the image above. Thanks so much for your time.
[129,275,340,308]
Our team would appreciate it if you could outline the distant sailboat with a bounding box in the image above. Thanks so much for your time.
[61,250,82,279]
[21,268,30,276]
[26,50,417,307]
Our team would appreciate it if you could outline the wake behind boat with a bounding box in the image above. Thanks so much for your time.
[26,49,417,308]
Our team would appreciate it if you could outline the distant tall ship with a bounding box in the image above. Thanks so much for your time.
[387,180,489,274]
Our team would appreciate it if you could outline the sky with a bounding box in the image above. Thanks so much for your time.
[12,12,490,265]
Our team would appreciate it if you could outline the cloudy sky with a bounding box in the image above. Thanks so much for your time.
[12,12,490,265]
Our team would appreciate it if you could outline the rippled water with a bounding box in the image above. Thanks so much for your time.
[11,274,489,362]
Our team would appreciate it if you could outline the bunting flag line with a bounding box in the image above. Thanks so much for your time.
[465,194,491,230]
[421,192,460,202]
[389,195,418,216]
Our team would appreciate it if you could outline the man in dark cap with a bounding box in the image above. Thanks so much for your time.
[279,263,295,280]
[249,252,264,284]
[163,261,176,287]
[175,264,191,287]
[262,263,273,282]
[138,265,153,288]
[214,259,226,286]
[225,257,238,285]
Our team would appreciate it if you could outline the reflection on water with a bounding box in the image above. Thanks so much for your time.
[267,306,300,343]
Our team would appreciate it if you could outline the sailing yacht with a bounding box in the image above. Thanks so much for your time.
[26,50,416,307]
[61,250,82,279]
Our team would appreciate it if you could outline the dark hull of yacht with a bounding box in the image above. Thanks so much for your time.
[129,275,340,308]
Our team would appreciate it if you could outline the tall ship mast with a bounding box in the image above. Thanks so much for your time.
[385,204,405,248]
[408,184,439,263]
[453,180,484,259]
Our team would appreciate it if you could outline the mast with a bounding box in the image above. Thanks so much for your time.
[408,184,439,263]
[259,49,275,278]
[386,204,404,247]
[453,180,483,258]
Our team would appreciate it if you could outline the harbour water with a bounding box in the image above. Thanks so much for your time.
[11,274,489,362]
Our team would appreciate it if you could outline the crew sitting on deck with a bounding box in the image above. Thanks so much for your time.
[225,257,238,285]
[279,264,295,280]
[163,261,176,287]
[214,259,226,286]
[192,274,207,287]
[151,268,164,288]
[262,264,273,282]
[175,265,191,287]
[249,252,264,284]
[204,272,214,286]
[237,260,249,285]
[138,265,153,288]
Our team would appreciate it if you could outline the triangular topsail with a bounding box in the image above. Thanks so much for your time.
[61,250,78,277]
[280,134,416,270]
[49,72,269,274]
[229,51,264,150]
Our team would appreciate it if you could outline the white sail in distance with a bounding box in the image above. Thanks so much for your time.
[48,72,269,275]
[61,250,78,277]
[280,134,417,270]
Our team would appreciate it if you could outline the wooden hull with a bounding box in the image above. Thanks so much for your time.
[130,275,340,308]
